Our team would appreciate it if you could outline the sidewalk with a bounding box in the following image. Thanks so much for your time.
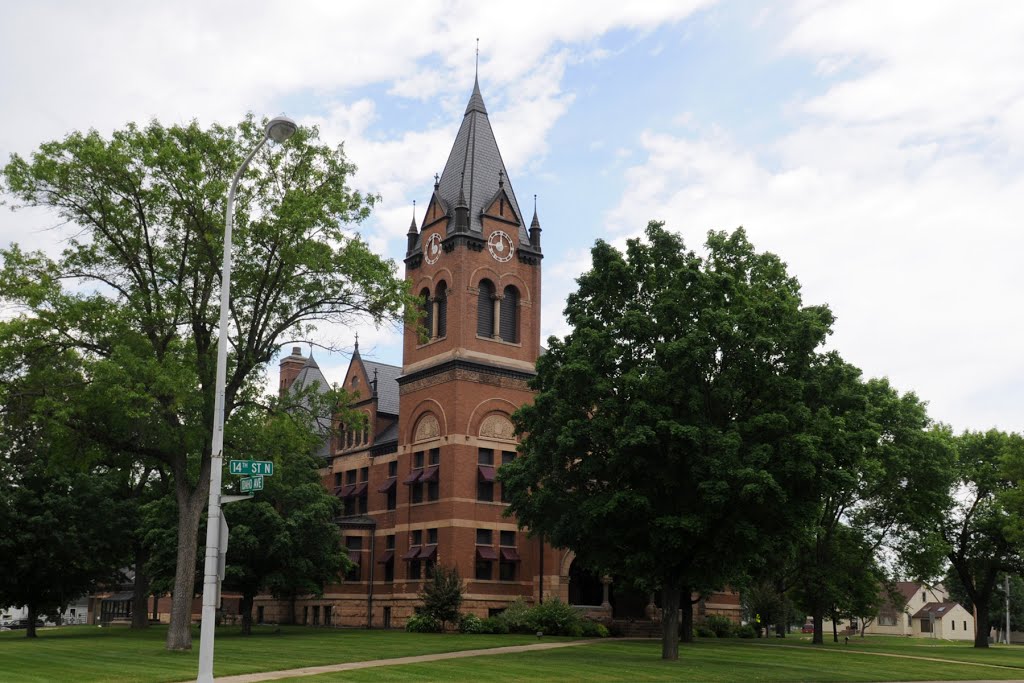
[191,639,599,682]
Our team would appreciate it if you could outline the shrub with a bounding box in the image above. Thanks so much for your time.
[703,615,735,638]
[695,624,717,638]
[419,565,464,631]
[529,598,584,636]
[458,613,484,634]
[405,612,441,633]
[581,619,610,638]
[480,616,509,634]
[498,598,535,634]
[736,624,757,638]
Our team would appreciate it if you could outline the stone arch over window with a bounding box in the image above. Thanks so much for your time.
[466,398,520,438]
[500,285,519,343]
[435,280,448,338]
[477,279,496,338]
[478,413,516,441]
[413,412,441,443]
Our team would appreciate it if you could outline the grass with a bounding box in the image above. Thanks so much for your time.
[2,626,1023,682]
[0,624,571,683]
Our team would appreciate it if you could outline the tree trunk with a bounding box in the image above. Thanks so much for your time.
[288,595,297,625]
[240,593,254,636]
[680,587,694,643]
[661,584,681,660]
[832,614,839,643]
[975,601,991,648]
[165,474,207,651]
[812,602,824,645]
[25,603,38,639]
[132,543,150,629]
[775,621,785,637]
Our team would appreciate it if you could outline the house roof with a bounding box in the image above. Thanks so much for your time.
[375,420,398,445]
[896,581,921,601]
[912,602,960,620]
[433,78,530,244]
[362,359,401,416]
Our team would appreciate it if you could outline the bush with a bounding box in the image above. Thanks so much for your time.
[405,612,441,633]
[419,565,464,631]
[458,613,484,634]
[703,615,735,638]
[480,616,509,634]
[497,598,535,634]
[695,624,717,638]
[581,619,610,638]
[529,598,585,637]
[736,624,757,638]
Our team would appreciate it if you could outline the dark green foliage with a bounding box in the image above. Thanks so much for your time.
[581,620,610,638]
[695,624,717,638]
[736,624,757,638]
[479,616,510,634]
[703,615,736,638]
[419,565,464,631]
[528,599,584,637]
[504,222,833,658]
[405,612,441,633]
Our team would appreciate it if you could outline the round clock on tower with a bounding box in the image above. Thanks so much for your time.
[424,232,442,265]
[487,230,514,262]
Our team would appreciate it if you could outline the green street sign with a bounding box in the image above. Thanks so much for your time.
[239,476,264,493]
[229,460,274,476]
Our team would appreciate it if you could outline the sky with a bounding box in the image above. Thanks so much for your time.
[1,1,1022,434]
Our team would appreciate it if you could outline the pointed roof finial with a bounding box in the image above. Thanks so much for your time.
[475,38,479,82]
[531,194,540,229]
[353,332,359,353]
[434,172,440,190]
[498,169,504,188]
[408,200,418,235]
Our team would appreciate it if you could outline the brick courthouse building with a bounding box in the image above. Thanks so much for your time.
[261,78,740,629]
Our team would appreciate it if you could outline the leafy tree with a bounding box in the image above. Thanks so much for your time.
[945,571,1024,639]
[419,565,464,632]
[904,429,1024,647]
[503,223,833,660]
[220,403,348,635]
[1,117,409,649]
[796,358,954,644]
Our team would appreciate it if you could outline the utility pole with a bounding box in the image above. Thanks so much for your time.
[1006,574,1011,645]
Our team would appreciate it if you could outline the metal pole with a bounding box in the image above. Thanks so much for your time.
[197,136,268,683]
[1007,574,1011,645]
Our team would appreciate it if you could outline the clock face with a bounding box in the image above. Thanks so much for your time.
[424,233,442,265]
[487,230,514,262]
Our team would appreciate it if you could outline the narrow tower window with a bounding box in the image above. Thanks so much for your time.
[477,279,495,338]
[500,285,518,343]
[435,281,448,338]
[420,287,433,340]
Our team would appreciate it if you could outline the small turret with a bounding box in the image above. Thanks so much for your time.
[454,173,470,232]
[529,195,542,249]
[406,200,418,254]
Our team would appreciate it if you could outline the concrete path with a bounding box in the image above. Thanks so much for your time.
[194,639,599,682]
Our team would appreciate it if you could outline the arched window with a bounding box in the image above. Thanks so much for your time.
[477,279,495,338]
[435,281,448,338]
[500,285,518,343]
[419,287,432,340]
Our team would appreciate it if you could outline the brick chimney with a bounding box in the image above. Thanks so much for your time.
[278,346,306,396]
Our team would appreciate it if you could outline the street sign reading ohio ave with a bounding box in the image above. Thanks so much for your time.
[229,460,274,476]
[239,476,264,493]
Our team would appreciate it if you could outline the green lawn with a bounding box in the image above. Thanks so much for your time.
[0,625,571,683]
[289,637,1024,682]
[2,626,1023,683]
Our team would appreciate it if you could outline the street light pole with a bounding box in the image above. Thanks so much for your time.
[197,115,296,683]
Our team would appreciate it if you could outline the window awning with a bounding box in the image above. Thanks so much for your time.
[418,545,438,561]
[377,550,395,564]
[337,484,355,498]
[500,548,520,562]
[350,482,368,497]
[403,470,423,485]
[477,465,496,482]
[420,466,439,483]
[377,477,397,493]
[400,546,421,561]
[476,546,498,561]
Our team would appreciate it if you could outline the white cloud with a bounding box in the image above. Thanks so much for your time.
[605,2,1024,432]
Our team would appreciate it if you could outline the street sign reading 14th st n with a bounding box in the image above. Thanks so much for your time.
[229,460,274,476]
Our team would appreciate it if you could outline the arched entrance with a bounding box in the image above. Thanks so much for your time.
[567,560,604,606]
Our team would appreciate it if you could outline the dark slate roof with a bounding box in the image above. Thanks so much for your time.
[375,420,398,445]
[435,78,529,243]
[362,359,401,416]
[291,356,332,459]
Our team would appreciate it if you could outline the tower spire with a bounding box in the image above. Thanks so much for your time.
[406,200,418,253]
[529,193,542,249]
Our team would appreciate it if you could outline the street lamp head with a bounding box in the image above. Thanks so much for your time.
[266,115,297,144]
